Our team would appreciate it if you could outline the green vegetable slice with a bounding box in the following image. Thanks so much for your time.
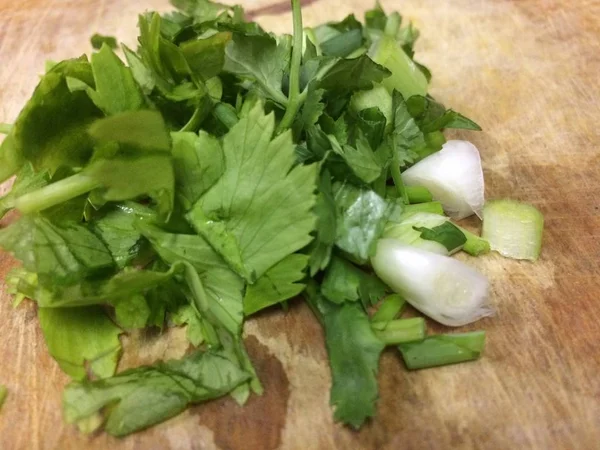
[63,350,250,436]
[373,318,425,345]
[398,331,486,369]
[39,306,122,380]
[307,289,384,429]
[482,199,544,260]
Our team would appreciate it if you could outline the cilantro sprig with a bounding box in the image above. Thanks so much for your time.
[0,0,490,435]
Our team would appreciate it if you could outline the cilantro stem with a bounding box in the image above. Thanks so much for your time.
[13,173,100,214]
[372,318,425,345]
[276,0,303,133]
[398,331,486,369]
[390,152,409,204]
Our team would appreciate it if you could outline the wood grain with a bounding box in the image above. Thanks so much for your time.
[1,0,600,449]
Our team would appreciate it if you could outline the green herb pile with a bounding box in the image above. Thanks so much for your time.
[0,0,491,435]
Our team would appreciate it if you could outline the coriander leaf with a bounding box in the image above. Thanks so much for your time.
[414,221,467,252]
[122,45,156,95]
[88,110,171,152]
[320,29,363,57]
[388,90,426,166]
[170,304,204,346]
[6,58,102,175]
[171,131,224,210]
[113,294,151,329]
[353,107,387,150]
[294,82,325,136]
[0,216,113,286]
[334,136,382,184]
[318,55,390,93]
[187,104,318,282]
[308,293,384,428]
[223,33,290,105]
[321,256,387,308]
[84,153,175,220]
[39,306,122,380]
[63,349,250,437]
[333,182,393,264]
[308,170,337,275]
[172,0,238,24]
[320,113,348,145]
[0,134,21,183]
[216,328,263,403]
[0,164,49,220]
[28,265,180,308]
[139,225,244,336]
[90,33,118,50]
[91,205,152,268]
[180,32,232,81]
[88,44,144,115]
[243,253,308,315]
[405,95,481,132]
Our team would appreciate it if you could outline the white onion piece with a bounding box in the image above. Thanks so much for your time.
[402,140,485,220]
[371,239,493,326]
[383,212,451,255]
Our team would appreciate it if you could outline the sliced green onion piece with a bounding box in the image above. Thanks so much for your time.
[372,240,492,326]
[384,212,455,255]
[402,201,444,216]
[481,199,544,261]
[398,331,486,369]
[406,186,433,204]
[459,227,491,256]
[373,318,425,345]
[371,294,406,327]
[402,140,484,219]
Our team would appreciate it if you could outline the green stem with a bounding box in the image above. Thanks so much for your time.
[371,294,406,327]
[373,318,425,345]
[403,201,444,216]
[384,12,401,37]
[373,168,388,198]
[212,103,239,130]
[305,28,322,56]
[459,227,491,256]
[405,186,433,204]
[13,173,100,214]
[390,152,409,204]
[398,331,486,370]
[276,0,303,133]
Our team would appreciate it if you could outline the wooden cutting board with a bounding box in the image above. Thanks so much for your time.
[1,0,599,448]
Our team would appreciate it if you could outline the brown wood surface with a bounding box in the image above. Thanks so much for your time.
[1,0,599,448]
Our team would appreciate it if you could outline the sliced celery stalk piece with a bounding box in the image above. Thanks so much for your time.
[482,199,544,261]
[399,331,486,370]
